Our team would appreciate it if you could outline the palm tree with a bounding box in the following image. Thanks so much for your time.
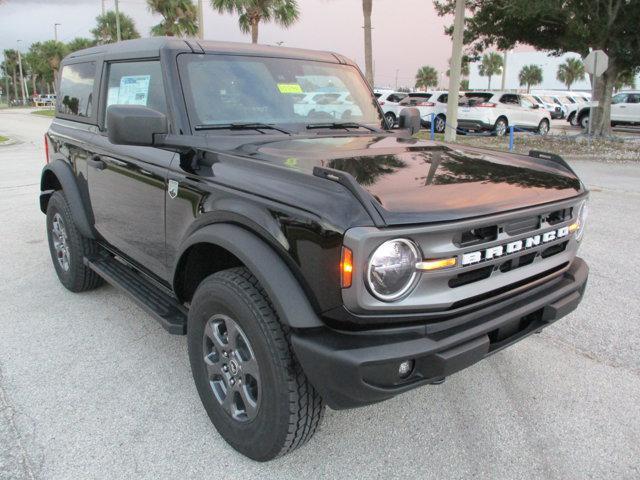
[91,11,140,44]
[478,52,503,90]
[2,50,19,101]
[38,41,69,90]
[362,0,373,86]
[556,58,585,91]
[148,0,199,37]
[518,64,543,93]
[211,0,299,44]
[415,66,438,90]
[66,38,96,53]
[446,55,470,78]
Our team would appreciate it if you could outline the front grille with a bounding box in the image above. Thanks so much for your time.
[448,262,569,310]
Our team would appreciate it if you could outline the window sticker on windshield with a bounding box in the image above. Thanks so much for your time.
[277,83,303,94]
[116,75,151,105]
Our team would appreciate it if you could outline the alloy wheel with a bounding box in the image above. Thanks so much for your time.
[51,213,70,271]
[495,120,507,136]
[202,314,261,422]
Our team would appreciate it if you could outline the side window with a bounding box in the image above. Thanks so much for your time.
[612,93,628,104]
[521,97,533,108]
[57,62,96,118]
[627,94,640,104]
[104,60,167,124]
[500,94,518,105]
[438,94,448,103]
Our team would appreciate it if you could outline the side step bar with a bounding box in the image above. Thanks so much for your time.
[85,256,187,335]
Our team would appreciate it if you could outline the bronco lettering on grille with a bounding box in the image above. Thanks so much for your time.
[461,226,570,266]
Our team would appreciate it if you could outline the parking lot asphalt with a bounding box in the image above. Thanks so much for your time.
[1,109,639,480]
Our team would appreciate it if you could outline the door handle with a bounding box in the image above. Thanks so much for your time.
[87,155,106,170]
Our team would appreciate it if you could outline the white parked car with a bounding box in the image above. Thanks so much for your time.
[397,91,458,133]
[575,90,640,129]
[565,94,591,126]
[531,94,563,119]
[293,92,361,120]
[457,91,552,136]
[374,90,408,127]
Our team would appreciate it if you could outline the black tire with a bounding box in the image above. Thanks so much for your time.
[567,112,576,126]
[384,112,396,129]
[187,267,325,461]
[579,113,589,130]
[538,118,550,135]
[46,191,103,292]
[494,117,508,136]
[434,114,446,133]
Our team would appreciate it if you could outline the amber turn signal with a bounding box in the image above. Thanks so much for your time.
[415,257,457,271]
[340,246,353,288]
[568,222,579,233]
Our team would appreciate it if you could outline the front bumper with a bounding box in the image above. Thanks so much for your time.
[292,257,588,410]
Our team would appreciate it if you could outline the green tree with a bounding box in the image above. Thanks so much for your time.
[614,69,637,91]
[211,0,299,44]
[362,0,373,86]
[460,79,469,90]
[556,58,585,90]
[148,0,199,37]
[415,66,439,89]
[518,64,543,92]
[478,52,502,90]
[67,37,96,53]
[433,0,640,136]
[91,10,140,44]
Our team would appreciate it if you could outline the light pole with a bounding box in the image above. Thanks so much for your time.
[114,0,121,42]
[16,40,27,104]
[54,23,61,41]
[395,69,399,90]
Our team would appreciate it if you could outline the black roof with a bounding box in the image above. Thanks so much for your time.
[66,37,350,65]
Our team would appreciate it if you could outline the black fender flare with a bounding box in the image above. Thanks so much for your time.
[174,223,324,330]
[40,160,95,239]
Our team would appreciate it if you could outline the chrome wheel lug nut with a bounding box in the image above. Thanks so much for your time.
[230,378,235,386]
[222,351,228,358]
[222,365,228,372]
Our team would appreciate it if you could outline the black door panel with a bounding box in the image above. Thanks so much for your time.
[87,136,175,279]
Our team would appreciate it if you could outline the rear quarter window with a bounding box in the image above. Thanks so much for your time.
[57,62,96,118]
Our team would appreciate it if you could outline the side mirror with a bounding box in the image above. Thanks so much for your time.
[398,107,421,135]
[532,104,540,109]
[107,105,168,146]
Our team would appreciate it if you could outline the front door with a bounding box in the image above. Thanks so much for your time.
[87,59,173,279]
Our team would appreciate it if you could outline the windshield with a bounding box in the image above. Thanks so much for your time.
[178,54,382,129]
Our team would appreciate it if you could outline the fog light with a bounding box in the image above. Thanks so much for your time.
[398,360,414,378]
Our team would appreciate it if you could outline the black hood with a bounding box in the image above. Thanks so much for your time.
[234,135,584,225]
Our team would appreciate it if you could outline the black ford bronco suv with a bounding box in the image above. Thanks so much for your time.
[41,38,589,461]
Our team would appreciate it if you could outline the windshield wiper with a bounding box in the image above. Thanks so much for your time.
[194,123,292,134]
[306,122,380,132]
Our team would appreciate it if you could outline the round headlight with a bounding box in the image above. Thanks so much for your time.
[366,239,420,302]
[576,200,588,241]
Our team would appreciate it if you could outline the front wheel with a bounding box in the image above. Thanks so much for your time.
[187,267,325,461]
[384,112,396,129]
[580,114,589,130]
[434,114,446,133]
[494,118,508,136]
[538,119,550,135]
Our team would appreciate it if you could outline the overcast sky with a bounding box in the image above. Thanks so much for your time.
[0,0,455,89]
